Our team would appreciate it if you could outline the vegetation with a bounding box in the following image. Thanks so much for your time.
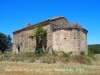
[34,24,47,53]
[0,51,94,65]
[88,44,100,54]
[0,32,12,53]
[0,53,100,75]
[0,60,100,75]
[80,51,85,55]
[88,49,95,60]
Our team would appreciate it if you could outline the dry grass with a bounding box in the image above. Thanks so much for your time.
[0,52,92,64]
[0,53,100,75]
[0,60,100,75]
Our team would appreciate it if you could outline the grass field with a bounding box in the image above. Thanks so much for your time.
[0,61,100,75]
[0,53,100,75]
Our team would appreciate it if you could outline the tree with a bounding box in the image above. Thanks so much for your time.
[6,35,12,49]
[34,24,47,53]
[0,32,12,54]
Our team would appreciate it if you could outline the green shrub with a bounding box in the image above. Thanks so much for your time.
[41,60,47,63]
[80,51,85,55]
[61,51,70,58]
[52,50,57,56]
[88,49,95,60]
[24,52,34,57]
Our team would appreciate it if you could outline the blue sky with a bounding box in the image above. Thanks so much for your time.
[0,0,100,44]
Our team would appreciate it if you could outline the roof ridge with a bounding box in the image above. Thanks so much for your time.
[13,16,67,34]
[30,16,65,26]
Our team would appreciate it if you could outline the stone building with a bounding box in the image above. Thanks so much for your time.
[13,16,88,55]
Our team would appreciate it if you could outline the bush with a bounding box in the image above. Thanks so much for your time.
[52,50,57,56]
[88,49,95,60]
[61,51,70,58]
[24,52,34,57]
[80,51,85,55]
[71,55,91,64]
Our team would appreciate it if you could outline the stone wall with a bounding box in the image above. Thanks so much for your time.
[13,29,35,52]
[13,17,88,55]
[52,29,88,55]
[79,29,88,55]
[13,25,52,53]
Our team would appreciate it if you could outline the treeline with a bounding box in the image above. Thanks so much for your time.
[88,44,100,54]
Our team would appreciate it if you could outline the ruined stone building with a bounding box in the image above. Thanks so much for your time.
[13,16,88,55]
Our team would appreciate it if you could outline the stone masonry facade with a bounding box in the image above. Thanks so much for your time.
[13,16,88,55]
